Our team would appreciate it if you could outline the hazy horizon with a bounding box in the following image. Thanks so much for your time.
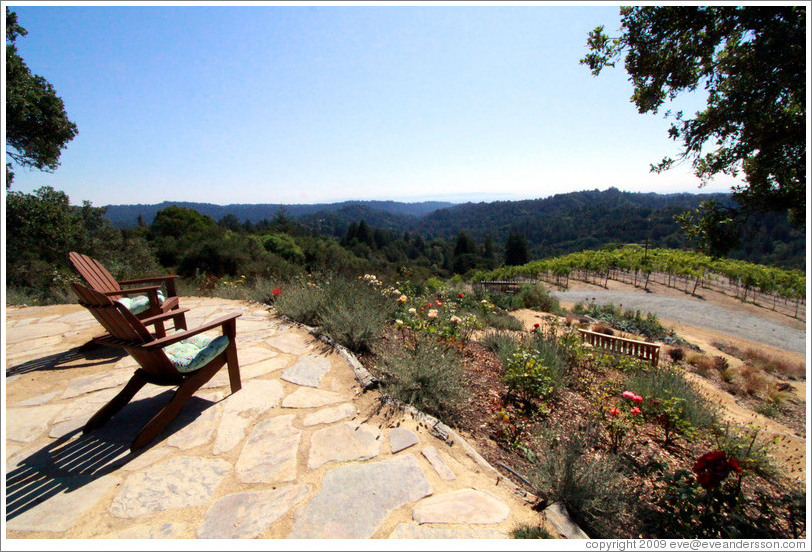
[98,186,733,208]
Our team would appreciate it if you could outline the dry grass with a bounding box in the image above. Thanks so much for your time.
[713,342,806,381]
[592,322,614,336]
[688,353,715,378]
[739,364,767,397]
[766,383,792,406]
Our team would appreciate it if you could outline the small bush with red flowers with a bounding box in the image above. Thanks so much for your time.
[645,448,802,538]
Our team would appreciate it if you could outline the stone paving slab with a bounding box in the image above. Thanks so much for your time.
[6,404,66,443]
[281,354,331,387]
[289,454,432,539]
[197,485,310,538]
[6,474,122,533]
[102,521,188,539]
[389,523,507,539]
[109,456,231,519]
[308,421,382,469]
[412,489,511,525]
[302,402,357,427]
[281,387,345,408]
[235,415,301,483]
[4,298,551,541]
[213,379,285,455]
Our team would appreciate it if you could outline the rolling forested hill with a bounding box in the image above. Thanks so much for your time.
[103,200,452,229]
[102,188,806,270]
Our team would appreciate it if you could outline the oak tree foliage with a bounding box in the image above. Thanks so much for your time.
[6,8,78,186]
[582,6,806,232]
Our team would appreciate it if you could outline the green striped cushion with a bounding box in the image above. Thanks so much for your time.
[118,291,165,315]
[164,334,229,373]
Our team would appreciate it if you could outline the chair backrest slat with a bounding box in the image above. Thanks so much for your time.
[69,252,122,294]
[71,283,178,378]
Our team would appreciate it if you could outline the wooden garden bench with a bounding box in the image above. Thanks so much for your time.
[578,328,660,366]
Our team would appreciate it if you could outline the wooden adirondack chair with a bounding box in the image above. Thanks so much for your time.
[71,282,242,452]
[69,251,187,338]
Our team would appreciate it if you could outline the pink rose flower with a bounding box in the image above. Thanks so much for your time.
[622,391,636,400]
[630,407,642,415]
[609,407,621,417]
[633,395,643,404]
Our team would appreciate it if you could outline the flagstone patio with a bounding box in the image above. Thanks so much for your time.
[5,297,553,540]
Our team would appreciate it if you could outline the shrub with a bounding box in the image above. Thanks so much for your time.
[711,423,776,479]
[529,422,628,537]
[482,311,524,331]
[765,383,791,406]
[317,276,396,353]
[713,343,805,381]
[372,339,465,423]
[481,330,522,357]
[503,333,568,404]
[511,524,553,539]
[667,347,685,362]
[688,354,715,378]
[514,283,561,313]
[772,359,806,381]
[753,402,780,419]
[273,278,326,326]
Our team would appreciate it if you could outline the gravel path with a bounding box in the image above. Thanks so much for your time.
[552,290,807,355]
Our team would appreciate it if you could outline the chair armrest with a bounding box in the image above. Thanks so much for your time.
[143,313,241,349]
[139,308,191,327]
[104,285,162,296]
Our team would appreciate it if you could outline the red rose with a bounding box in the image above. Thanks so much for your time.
[693,450,742,490]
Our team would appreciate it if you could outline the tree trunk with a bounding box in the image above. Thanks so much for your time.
[692,276,701,296]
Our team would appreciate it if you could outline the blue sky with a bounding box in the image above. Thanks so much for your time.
[5,2,741,207]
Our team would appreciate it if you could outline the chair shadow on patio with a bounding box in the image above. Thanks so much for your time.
[5,345,127,378]
[6,390,220,523]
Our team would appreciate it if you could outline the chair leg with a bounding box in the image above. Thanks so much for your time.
[130,359,225,452]
[224,319,241,394]
[84,372,148,434]
[172,310,187,331]
[160,297,187,331]
[152,319,167,339]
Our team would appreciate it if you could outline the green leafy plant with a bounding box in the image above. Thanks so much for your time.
[625,368,717,445]
[603,390,644,452]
